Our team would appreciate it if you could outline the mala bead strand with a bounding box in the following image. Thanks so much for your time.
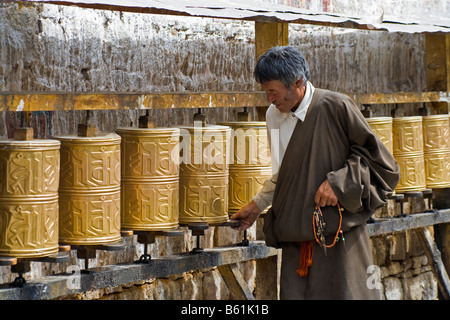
[313,203,343,252]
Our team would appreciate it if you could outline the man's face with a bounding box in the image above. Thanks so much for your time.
[261,80,304,113]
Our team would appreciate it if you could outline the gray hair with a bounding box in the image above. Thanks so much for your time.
[254,46,310,88]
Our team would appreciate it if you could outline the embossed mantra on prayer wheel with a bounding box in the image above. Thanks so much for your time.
[178,124,231,224]
[55,133,121,245]
[116,127,180,231]
[218,121,271,214]
[422,114,450,188]
[0,135,60,258]
[392,116,426,193]
[366,117,394,154]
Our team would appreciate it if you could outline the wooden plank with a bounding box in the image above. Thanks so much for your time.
[348,91,448,105]
[435,224,450,278]
[0,91,268,112]
[426,34,449,93]
[425,33,450,114]
[415,227,450,300]
[1,91,447,112]
[254,21,289,121]
[218,263,255,300]
[255,22,289,60]
[447,34,450,94]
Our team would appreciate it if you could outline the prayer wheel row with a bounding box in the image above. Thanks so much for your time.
[0,121,271,257]
[119,121,271,226]
[367,114,450,193]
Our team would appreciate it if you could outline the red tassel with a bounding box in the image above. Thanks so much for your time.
[296,240,313,277]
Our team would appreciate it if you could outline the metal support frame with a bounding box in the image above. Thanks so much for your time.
[133,229,184,263]
[0,245,71,287]
[181,220,240,254]
[70,239,127,272]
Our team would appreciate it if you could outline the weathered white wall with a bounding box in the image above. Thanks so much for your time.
[290,25,426,94]
[1,4,256,93]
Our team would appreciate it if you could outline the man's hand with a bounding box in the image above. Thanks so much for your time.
[230,201,262,231]
[314,178,338,207]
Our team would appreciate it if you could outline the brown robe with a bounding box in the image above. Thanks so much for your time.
[263,88,400,299]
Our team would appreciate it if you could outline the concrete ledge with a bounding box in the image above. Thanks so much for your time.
[0,241,277,300]
[367,209,450,236]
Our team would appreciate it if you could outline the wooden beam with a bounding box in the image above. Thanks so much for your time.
[254,21,289,121]
[415,227,450,300]
[254,22,289,60]
[347,91,448,105]
[0,92,268,112]
[425,33,450,114]
[218,263,255,300]
[435,223,450,286]
[1,91,447,112]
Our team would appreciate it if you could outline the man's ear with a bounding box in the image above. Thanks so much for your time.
[294,78,303,89]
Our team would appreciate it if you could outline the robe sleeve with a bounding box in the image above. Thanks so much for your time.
[326,97,400,213]
[252,105,279,211]
[252,172,278,211]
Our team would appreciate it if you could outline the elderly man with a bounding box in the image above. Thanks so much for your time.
[231,46,399,299]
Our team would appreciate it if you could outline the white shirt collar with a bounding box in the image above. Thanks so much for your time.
[290,81,315,122]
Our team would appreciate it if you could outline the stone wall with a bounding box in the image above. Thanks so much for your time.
[371,230,437,300]
[369,195,439,300]
[60,263,254,300]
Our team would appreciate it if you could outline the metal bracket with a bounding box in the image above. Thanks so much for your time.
[71,239,126,272]
[1,245,71,287]
[133,229,184,263]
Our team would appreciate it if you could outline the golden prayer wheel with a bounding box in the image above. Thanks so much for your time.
[366,117,394,154]
[116,127,180,231]
[422,114,450,188]
[392,116,426,193]
[55,133,121,245]
[0,137,60,258]
[178,124,231,224]
[218,121,271,214]
[423,115,450,151]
